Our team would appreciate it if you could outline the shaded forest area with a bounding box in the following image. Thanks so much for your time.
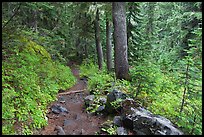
[2,2,202,135]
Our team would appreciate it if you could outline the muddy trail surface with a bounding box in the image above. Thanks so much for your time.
[36,61,107,135]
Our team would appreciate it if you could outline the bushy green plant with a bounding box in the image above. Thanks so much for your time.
[130,60,163,99]
[130,58,201,135]
[20,28,68,65]
[112,79,132,95]
[80,60,114,95]
[101,120,117,135]
[2,34,76,135]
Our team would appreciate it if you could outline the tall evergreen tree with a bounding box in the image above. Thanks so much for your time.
[112,2,129,80]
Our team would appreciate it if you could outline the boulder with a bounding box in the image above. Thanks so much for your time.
[121,106,183,135]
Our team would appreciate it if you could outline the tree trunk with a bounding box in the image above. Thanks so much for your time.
[75,37,82,62]
[95,9,103,70]
[180,62,189,113]
[84,40,88,58]
[112,2,130,80]
[106,16,113,72]
[33,10,38,32]
[146,2,155,37]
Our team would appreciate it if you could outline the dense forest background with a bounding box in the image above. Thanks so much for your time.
[2,2,202,135]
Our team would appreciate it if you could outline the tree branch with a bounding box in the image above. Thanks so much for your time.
[2,2,22,29]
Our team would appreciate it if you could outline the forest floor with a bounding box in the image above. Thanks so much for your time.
[34,61,108,135]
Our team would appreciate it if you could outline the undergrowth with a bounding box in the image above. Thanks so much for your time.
[2,30,76,135]
[79,59,202,135]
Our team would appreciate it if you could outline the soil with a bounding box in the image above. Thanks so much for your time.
[35,61,108,135]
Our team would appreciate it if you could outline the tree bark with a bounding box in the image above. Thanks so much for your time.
[75,37,82,62]
[106,16,113,72]
[180,62,189,114]
[95,9,103,70]
[112,2,130,80]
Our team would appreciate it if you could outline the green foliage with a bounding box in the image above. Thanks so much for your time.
[2,32,76,135]
[130,57,202,135]
[175,25,202,135]
[85,95,106,114]
[112,79,132,95]
[126,2,145,64]
[101,120,117,135]
[80,60,114,94]
[110,98,123,110]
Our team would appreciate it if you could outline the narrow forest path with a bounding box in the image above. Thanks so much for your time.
[36,61,107,135]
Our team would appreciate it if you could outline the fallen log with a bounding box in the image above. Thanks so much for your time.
[58,89,86,95]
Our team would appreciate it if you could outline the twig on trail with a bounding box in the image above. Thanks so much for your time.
[58,89,86,96]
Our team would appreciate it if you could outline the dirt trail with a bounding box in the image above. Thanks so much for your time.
[36,61,107,135]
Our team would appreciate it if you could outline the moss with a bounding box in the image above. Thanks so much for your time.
[18,36,51,61]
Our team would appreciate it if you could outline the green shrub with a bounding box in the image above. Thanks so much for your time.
[130,60,202,135]
[80,61,114,95]
[2,35,76,135]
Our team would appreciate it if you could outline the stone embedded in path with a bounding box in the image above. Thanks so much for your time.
[55,126,65,135]
[80,129,86,135]
[51,105,61,114]
[63,119,74,126]
[58,96,66,103]
[51,104,69,114]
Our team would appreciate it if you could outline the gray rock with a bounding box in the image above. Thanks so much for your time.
[84,95,95,107]
[121,106,183,135]
[51,104,68,114]
[105,89,127,113]
[113,116,122,127]
[80,129,86,135]
[153,116,183,135]
[107,89,127,103]
[99,97,107,104]
[63,119,74,126]
[51,105,61,114]
[116,127,128,135]
[134,130,147,135]
[58,105,68,113]
[76,114,80,120]
[97,105,105,112]
[55,126,65,135]
[58,96,65,103]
